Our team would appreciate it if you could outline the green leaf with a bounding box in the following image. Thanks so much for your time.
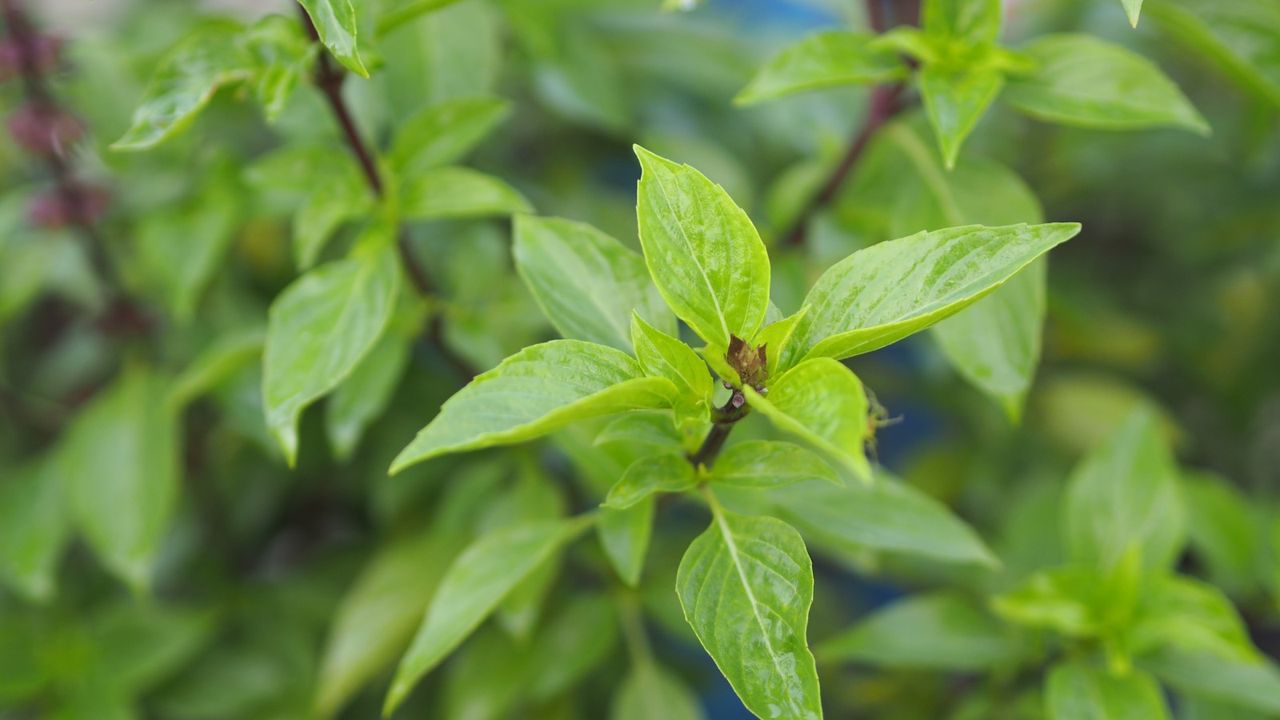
[604,454,697,509]
[388,97,511,177]
[59,368,179,592]
[734,474,997,566]
[1182,472,1266,597]
[298,0,368,77]
[390,340,677,473]
[527,593,619,700]
[1046,661,1170,720]
[677,502,822,720]
[293,165,372,270]
[263,236,400,466]
[611,660,706,720]
[376,0,470,35]
[923,0,1002,44]
[399,166,532,220]
[918,65,1004,169]
[441,626,531,720]
[315,531,452,717]
[1141,648,1280,715]
[135,170,241,321]
[1004,35,1208,134]
[785,223,1080,365]
[242,14,315,122]
[711,440,838,489]
[992,565,1111,638]
[1121,0,1144,27]
[1064,406,1186,571]
[882,123,1047,418]
[753,305,808,378]
[1127,575,1257,662]
[0,459,67,602]
[742,358,870,480]
[1147,0,1280,109]
[734,31,907,105]
[631,312,714,402]
[111,22,253,150]
[326,326,412,461]
[634,145,771,347]
[595,411,684,451]
[818,593,1019,670]
[169,327,265,410]
[483,470,566,641]
[384,516,592,716]
[513,215,673,351]
[598,499,655,587]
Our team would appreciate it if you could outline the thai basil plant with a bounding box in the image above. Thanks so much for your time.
[1,0,1278,718]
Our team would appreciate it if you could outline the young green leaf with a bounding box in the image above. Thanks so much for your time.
[818,593,1019,670]
[390,341,677,473]
[1127,575,1257,662]
[263,234,399,466]
[293,167,372,270]
[918,65,1004,169]
[241,14,314,122]
[711,440,838,489]
[752,305,808,377]
[384,516,592,715]
[1064,406,1186,571]
[734,31,907,105]
[0,459,67,602]
[611,660,706,720]
[1004,35,1209,134]
[388,97,511,177]
[733,474,998,567]
[676,502,822,720]
[1147,0,1280,109]
[514,215,673,351]
[326,328,412,461]
[634,145,771,347]
[784,223,1080,366]
[598,498,655,587]
[1121,0,1144,27]
[1141,648,1280,715]
[923,0,1002,44]
[742,358,870,480]
[992,565,1110,637]
[59,368,179,592]
[595,411,684,451]
[111,22,253,151]
[315,530,455,717]
[298,0,368,77]
[1046,661,1170,720]
[399,166,532,220]
[604,454,697,509]
[631,312,714,401]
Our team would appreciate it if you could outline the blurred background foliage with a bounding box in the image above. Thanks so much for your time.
[1,0,1278,718]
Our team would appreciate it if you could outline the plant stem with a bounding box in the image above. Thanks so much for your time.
[297,7,434,297]
[689,389,750,469]
[779,0,917,248]
[617,594,654,666]
[297,8,476,379]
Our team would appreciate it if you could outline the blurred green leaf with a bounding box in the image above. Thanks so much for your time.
[819,593,1019,670]
[390,341,676,473]
[513,215,673,351]
[263,232,400,465]
[385,515,592,715]
[1121,0,1144,27]
[527,593,618,700]
[598,498,655,587]
[917,65,1003,169]
[922,0,1002,44]
[326,325,412,461]
[734,31,907,105]
[388,96,510,178]
[1064,406,1186,571]
[1181,472,1267,597]
[611,660,705,720]
[1127,575,1257,662]
[0,458,67,601]
[293,164,372,270]
[1004,35,1208,134]
[634,145,770,348]
[743,358,869,479]
[298,0,369,77]
[1147,0,1280,109]
[676,502,821,720]
[112,21,253,151]
[604,453,697,509]
[1141,649,1280,715]
[60,368,179,591]
[1046,661,1169,719]
[399,166,532,220]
